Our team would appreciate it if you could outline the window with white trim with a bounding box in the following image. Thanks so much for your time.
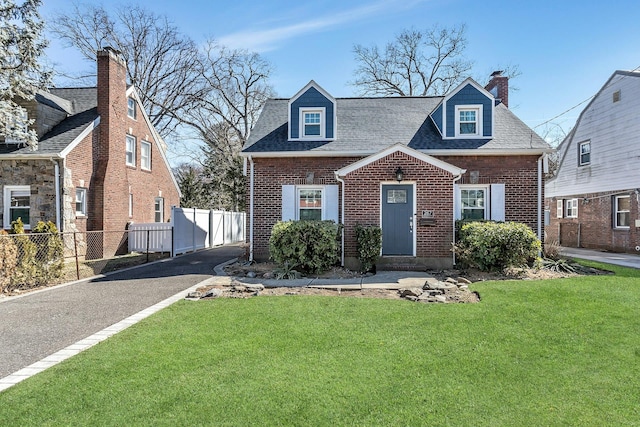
[281,185,339,222]
[3,185,30,229]
[155,197,164,222]
[141,140,151,170]
[579,141,591,166]
[298,188,322,220]
[455,105,482,137]
[127,97,136,119]
[615,195,630,228]
[565,198,578,218]
[300,109,324,138]
[126,135,136,166]
[75,188,87,216]
[460,188,486,220]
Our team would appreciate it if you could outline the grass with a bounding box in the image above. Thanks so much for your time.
[1,261,640,426]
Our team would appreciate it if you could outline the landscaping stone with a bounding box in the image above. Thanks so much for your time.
[246,271,257,278]
[202,288,222,298]
[399,288,423,298]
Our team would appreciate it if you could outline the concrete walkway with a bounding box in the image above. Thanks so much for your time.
[0,245,244,391]
[560,247,640,269]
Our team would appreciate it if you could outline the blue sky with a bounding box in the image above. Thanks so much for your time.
[41,0,640,143]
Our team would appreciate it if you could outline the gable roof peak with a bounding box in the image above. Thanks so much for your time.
[289,80,335,103]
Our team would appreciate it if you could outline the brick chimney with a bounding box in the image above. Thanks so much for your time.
[485,71,509,108]
[92,47,128,233]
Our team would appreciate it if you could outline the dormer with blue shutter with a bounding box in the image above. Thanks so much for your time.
[429,78,494,139]
[288,80,336,141]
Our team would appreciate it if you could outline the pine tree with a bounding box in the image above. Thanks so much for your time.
[0,0,49,150]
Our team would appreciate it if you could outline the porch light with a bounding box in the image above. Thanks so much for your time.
[395,167,404,182]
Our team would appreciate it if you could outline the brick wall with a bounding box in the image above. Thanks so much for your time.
[249,153,543,266]
[546,190,640,253]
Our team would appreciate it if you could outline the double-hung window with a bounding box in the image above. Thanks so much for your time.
[3,185,30,229]
[298,188,323,220]
[565,199,578,218]
[455,106,482,137]
[141,141,151,170]
[579,141,591,166]
[300,109,324,138]
[460,188,486,220]
[615,195,630,228]
[75,188,87,217]
[126,135,136,166]
[155,197,164,222]
[127,97,137,119]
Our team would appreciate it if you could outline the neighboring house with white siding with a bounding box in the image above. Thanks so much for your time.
[545,70,640,252]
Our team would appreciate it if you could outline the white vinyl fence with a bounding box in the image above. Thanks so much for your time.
[128,208,246,256]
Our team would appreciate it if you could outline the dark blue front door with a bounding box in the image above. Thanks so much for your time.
[382,184,414,255]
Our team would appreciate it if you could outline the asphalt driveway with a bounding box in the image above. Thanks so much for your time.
[0,245,243,379]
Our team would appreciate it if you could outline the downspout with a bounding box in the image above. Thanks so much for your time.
[334,172,345,267]
[538,155,543,255]
[452,173,463,266]
[52,158,61,231]
[248,155,255,262]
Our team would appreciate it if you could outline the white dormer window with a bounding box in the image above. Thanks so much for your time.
[300,108,325,139]
[455,105,482,137]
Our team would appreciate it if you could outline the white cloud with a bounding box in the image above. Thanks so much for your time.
[217,0,426,52]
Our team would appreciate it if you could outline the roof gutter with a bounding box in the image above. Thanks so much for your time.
[240,148,554,159]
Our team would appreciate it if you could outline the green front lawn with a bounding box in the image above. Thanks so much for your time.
[1,262,639,426]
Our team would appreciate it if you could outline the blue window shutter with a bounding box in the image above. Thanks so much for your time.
[282,185,296,221]
[490,184,505,221]
[324,185,339,222]
[454,184,461,220]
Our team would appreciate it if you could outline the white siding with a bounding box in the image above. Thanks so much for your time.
[547,73,640,197]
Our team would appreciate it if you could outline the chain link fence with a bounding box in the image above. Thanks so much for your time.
[0,230,170,294]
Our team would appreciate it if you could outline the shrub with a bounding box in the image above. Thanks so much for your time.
[0,230,18,293]
[455,221,541,272]
[269,220,341,274]
[9,218,38,288]
[7,219,64,290]
[32,221,64,284]
[543,239,561,260]
[355,224,382,273]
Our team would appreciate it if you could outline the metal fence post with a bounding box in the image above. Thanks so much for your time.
[73,231,80,281]
[146,229,150,263]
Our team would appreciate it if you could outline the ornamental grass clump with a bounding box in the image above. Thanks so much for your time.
[269,220,341,274]
[455,221,541,272]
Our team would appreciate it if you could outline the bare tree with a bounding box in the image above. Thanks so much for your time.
[51,3,199,137]
[537,122,567,178]
[176,42,273,210]
[352,25,473,96]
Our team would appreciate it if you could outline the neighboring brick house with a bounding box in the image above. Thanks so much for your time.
[546,70,640,253]
[0,47,180,255]
[242,73,552,269]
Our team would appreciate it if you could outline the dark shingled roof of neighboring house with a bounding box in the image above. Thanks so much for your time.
[243,96,549,154]
[0,87,98,156]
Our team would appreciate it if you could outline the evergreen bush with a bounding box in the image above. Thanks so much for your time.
[455,221,541,272]
[355,224,382,273]
[269,220,341,274]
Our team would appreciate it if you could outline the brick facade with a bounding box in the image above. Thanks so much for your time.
[249,153,543,268]
[546,190,640,253]
[1,48,180,258]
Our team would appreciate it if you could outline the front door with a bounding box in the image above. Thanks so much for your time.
[381,184,414,256]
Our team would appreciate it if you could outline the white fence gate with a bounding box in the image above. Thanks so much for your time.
[128,208,246,256]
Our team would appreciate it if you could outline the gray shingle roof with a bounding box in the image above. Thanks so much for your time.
[0,87,98,156]
[243,96,550,154]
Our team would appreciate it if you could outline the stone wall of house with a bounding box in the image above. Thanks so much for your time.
[546,190,640,253]
[0,158,59,229]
